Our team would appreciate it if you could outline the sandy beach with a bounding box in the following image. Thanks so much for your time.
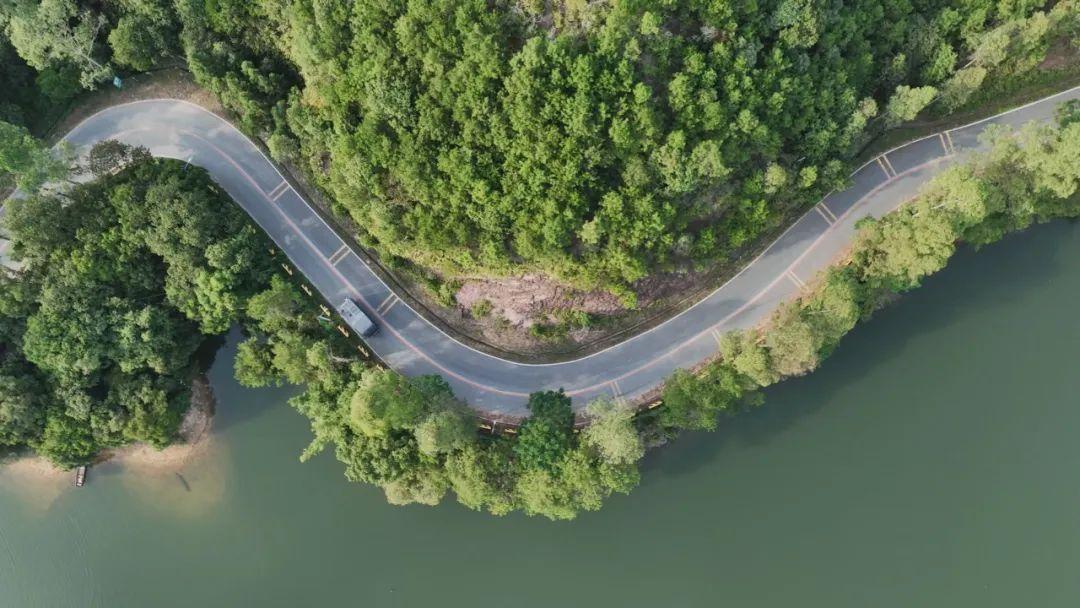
[0,376,219,512]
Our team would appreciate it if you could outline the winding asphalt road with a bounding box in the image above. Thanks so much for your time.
[4,86,1079,417]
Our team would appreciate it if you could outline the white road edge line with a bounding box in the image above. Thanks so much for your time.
[47,84,1080,375]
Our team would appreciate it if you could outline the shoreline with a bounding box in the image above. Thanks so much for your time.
[0,375,217,481]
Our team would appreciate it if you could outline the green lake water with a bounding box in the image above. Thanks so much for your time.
[3,220,1080,607]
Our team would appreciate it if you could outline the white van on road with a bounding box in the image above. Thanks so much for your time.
[338,298,378,337]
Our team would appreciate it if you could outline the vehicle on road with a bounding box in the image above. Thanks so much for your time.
[338,298,378,337]
[55,89,1080,414]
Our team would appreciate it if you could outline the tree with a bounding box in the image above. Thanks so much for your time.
[0,366,46,447]
[245,275,301,334]
[1,190,71,262]
[349,369,427,437]
[0,121,68,191]
[885,86,939,127]
[658,366,754,431]
[268,330,314,384]
[513,466,578,520]
[801,268,863,352]
[581,398,643,465]
[171,0,1037,299]
[114,305,197,374]
[414,407,474,457]
[382,466,448,506]
[108,0,178,71]
[513,390,574,471]
[234,338,279,387]
[111,374,180,447]
[1057,100,1080,128]
[762,305,820,378]
[939,67,987,112]
[720,331,778,387]
[513,445,639,520]
[0,157,280,466]
[84,141,151,178]
[34,63,83,102]
[36,411,97,468]
[445,444,515,514]
[4,0,113,88]
[772,0,822,48]
[853,207,959,292]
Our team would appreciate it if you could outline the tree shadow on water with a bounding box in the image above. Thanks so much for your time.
[194,327,300,433]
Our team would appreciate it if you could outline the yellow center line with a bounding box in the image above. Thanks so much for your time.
[131,102,984,404]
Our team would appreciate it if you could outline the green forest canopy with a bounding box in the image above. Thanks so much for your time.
[0,156,275,465]
[248,108,1080,520]
[0,1,1078,519]
[2,0,1076,302]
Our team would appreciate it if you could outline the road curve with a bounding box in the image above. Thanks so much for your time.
[22,85,1080,417]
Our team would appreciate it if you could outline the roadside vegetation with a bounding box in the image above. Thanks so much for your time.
[0,79,1077,523]
[0,2,1078,520]
[0,150,275,466]
[249,105,1079,520]
[2,0,1078,304]
[653,104,1080,435]
[233,277,642,517]
[1,136,640,517]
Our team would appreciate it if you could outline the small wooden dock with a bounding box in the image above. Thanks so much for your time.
[74,465,87,487]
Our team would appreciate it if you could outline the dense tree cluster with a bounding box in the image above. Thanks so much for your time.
[1,1,1078,520]
[658,109,1080,435]
[3,0,1076,301]
[0,152,274,466]
[239,287,645,518]
[198,0,1078,300]
[0,120,70,191]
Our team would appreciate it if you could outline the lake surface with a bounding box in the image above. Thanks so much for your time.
[3,220,1080,607]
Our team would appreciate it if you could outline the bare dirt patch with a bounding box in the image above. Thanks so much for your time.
[456,274,623,326]
[1039,37,1080,71]
[9,65,800,362]
[33,62,1080,364]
